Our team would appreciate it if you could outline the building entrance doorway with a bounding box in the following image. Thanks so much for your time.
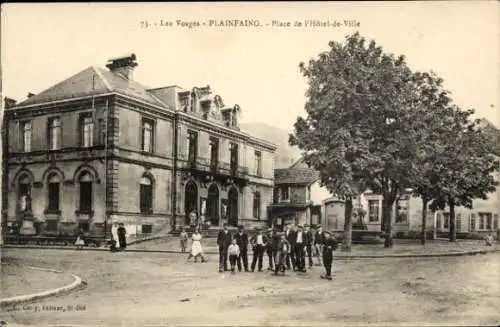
[227,187,238,227]
[184,181,198,225]
[207,184,219,226]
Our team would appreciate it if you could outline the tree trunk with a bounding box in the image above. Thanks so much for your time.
[449,201,457,242]
[421,198,428,245]
[382,196,394,248]
[342,197,353,252]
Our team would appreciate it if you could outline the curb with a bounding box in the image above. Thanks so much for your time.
[2,244,499,258]
[0,266,85,308]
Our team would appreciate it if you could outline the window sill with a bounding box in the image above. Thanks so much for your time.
[140,211,154,216]
[44,209,62,216]
[75,210,94,219]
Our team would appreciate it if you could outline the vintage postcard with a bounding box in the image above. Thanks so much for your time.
[1,2,499,327]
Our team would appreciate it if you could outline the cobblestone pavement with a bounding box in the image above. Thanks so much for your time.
[1,248,499,326]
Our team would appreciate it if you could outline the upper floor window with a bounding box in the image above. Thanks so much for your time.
[230,143,238,172]
[254,151,262,176]
[48,117,61,150]
[222,110,231,127]
[141,118,155,153]
[179,94,190,112]
[395,197,409,223]
[209,137,219,167]
[79,113,93,147]
[368,199,380,222]
[279,186,290,202]
[306,185,311,201]
[494,214,499,230]
[253,191,261,219]
[187,130,198,163]
[140,175,154,214]
[20,121,32,152]
[201,101,210,120]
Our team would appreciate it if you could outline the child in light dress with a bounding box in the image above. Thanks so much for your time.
[187,228,207,263]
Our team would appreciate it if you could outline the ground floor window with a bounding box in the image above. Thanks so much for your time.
[79,172,93,213]
[78,222,90,233]
[478,212,492,230]
[45,220,58,232]
[368,200,380,222]
[443,213,450,229]
[142,224,153,234]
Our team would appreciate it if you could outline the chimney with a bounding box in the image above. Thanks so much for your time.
[4,97,17,109]
[27,93,36,98]
[106,53,138,80]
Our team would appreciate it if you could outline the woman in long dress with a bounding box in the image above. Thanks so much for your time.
[111,223,120,251]
[187,228,207,263]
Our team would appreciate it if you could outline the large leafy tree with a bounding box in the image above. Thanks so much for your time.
[290,32,426,248]
[429,109,500,241]
[404,71,454,244]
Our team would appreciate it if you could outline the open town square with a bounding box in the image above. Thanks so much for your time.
[2,2,500,327]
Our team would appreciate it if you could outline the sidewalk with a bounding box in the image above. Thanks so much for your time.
[1,258,84,308]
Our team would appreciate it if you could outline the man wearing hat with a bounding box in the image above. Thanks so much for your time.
[320,231,338,280]
[250,227,265,272]
[314,225,325,266]
[234,225,249,272]
[274,232,291,275]
[284,224,297,271]
[217,223,232,272]
[295,225,306,272]
[304,224,314,269]
[265,227,276,271]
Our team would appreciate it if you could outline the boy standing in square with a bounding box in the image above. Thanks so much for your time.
[228,238,240,274]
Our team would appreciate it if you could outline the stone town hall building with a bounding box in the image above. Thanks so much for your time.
[1,54,276,240]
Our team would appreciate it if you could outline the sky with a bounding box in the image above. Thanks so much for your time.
[1,2,499,130]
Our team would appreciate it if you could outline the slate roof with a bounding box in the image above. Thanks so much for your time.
[274,168,319,185]
[16,66,167,108]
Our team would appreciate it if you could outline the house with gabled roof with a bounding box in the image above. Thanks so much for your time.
[267,157,330,229]
[2,54,277,243]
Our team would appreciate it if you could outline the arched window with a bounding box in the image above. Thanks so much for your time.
[140,175,153,214]
[79,172,93,213]
[47,173,61,213]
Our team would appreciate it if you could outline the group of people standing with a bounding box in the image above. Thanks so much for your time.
[215,223,338,280]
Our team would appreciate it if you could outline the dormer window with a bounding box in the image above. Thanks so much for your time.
[200,101,211,120]
[179,94,190,112]
[222,109,231,127]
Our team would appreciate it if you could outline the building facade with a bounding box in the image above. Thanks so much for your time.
[323,183,500,237]
[2,54,276,241]
[267,158,325,230]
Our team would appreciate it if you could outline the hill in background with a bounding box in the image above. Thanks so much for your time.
[239,122,301,169]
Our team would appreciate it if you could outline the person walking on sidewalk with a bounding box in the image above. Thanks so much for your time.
[320,231,338,281]
[234,225,249,272]
[217,224,232,272]
[228,238,240,274]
